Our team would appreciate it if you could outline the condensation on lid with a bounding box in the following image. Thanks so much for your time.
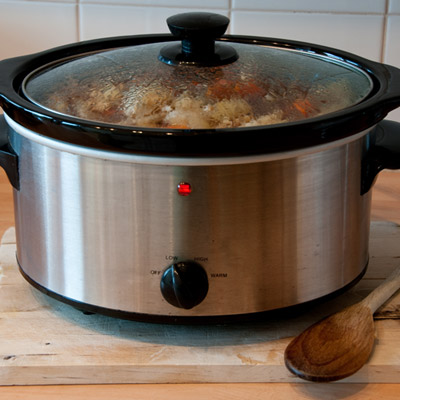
[23,41,373,130]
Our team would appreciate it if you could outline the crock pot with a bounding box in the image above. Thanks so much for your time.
[0,13,400,322]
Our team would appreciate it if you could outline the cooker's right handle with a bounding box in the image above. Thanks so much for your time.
[0,114,19,190]
[361,120,399,195]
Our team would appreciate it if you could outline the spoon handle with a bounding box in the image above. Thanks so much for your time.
[361,266,400,314]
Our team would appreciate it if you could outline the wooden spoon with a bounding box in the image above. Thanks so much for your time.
[284,267,400,382]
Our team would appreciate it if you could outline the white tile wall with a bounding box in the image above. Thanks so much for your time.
[80,0,229,7]
[384,15,400,67]
[0,0,78,58]
[232,0,387,14]
[0,0,400,119]
[0,0,400,64]
[79,5,229,39]
[388,0,400,15]
[230,12,385,60]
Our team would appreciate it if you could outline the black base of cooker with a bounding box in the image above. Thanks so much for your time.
[18,261,368,325]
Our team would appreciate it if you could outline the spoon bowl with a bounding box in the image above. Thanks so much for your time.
[284,267,400,382]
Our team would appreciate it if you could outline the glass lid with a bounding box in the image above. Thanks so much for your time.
[23,13,373,130]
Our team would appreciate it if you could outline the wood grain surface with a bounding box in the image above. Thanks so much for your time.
[0,383,401,400]
[0,168,400,399]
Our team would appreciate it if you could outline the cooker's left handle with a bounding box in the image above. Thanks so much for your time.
[0,114,19,190]
[361,120,399,195]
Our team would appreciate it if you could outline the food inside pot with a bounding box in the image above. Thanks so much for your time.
[42,76,354,129]
[24,42,373,130]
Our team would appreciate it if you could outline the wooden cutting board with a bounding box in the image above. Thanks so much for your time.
[0,222,400,385]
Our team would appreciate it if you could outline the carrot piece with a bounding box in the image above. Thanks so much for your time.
[292,99,314,117]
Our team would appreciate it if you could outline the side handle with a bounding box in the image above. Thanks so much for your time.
[0,114,19,190]
[361,120,400,195]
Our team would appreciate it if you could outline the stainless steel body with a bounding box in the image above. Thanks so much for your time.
[6,114,372,317]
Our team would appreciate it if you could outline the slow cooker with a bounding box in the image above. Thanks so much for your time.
[0,13,400,322]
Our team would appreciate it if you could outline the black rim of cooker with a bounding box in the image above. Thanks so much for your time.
[0,34,400,157]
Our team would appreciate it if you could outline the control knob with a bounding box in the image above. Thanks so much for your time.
[160,261,209,309]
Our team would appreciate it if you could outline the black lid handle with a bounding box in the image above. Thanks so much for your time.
[0,115,19,190]
[361,120,400,195]
[159,12,238,66]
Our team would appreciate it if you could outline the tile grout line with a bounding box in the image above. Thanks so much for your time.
[227,0,232,34]
[76,0,81,42]
[1,1,399,16]
[380,0,389,63]
[71,2,228,10]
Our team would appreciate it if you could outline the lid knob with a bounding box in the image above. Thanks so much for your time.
[159,12,238,66]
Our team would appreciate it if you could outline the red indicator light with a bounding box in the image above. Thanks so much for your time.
[177,182,192,196]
